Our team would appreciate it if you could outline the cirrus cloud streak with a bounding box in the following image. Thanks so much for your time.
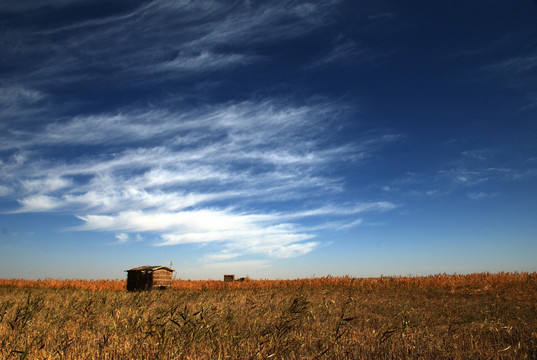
[1,98,398,261]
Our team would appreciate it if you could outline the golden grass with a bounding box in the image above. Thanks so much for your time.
[2,271,534,291]
[1,272,536,359]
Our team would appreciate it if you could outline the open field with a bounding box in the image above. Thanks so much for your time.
[1,273,536,359]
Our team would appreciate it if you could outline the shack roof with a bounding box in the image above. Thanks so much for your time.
[125,265,174,272]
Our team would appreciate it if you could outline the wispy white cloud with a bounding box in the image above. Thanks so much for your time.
[0,1,405,263]
[467,191,498,200]
[0,84,49,124]
[2,110,182,149]
[16,195,62,212]
[0,84,44,104]
[157,51,253,73]
[285,202,397,219]
[268,241,320,258]
[0,0,342,91]
[77,209,275,234]
[0,97,399,260]
[440,167,513,186]
[335,218,364,230]
[74,207,320,258]
[306,36,395,69]
[383,142,536,202]
[114,233,129,244]
[481,51,537,92]
[1,100,392,201]
[461,149,490,161]
[72,200,390,258]
[0,185,12,197]
[20,176,72,194]
[307,38,368,68]
[485,54,537,75]
[189,1,340,48]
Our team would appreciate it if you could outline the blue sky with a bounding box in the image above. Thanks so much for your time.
[1,0,536,280]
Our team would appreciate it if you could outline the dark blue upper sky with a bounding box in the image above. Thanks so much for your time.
[1,0,536,279]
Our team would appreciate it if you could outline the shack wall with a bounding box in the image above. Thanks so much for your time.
[127,270,152,291]
[152,269,173,289]
[126,266,174,291]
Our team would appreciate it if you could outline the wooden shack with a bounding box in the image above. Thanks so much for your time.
[224,274,247,282]
[125,265,174,291]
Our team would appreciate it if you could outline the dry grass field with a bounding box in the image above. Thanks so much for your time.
[1,273,536,359]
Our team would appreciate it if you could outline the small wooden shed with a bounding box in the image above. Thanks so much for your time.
[125,265,174,291]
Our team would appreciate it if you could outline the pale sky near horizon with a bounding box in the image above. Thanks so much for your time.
[1,0,536,280]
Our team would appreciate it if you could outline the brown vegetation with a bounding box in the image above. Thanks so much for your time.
[1,272,536,359]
